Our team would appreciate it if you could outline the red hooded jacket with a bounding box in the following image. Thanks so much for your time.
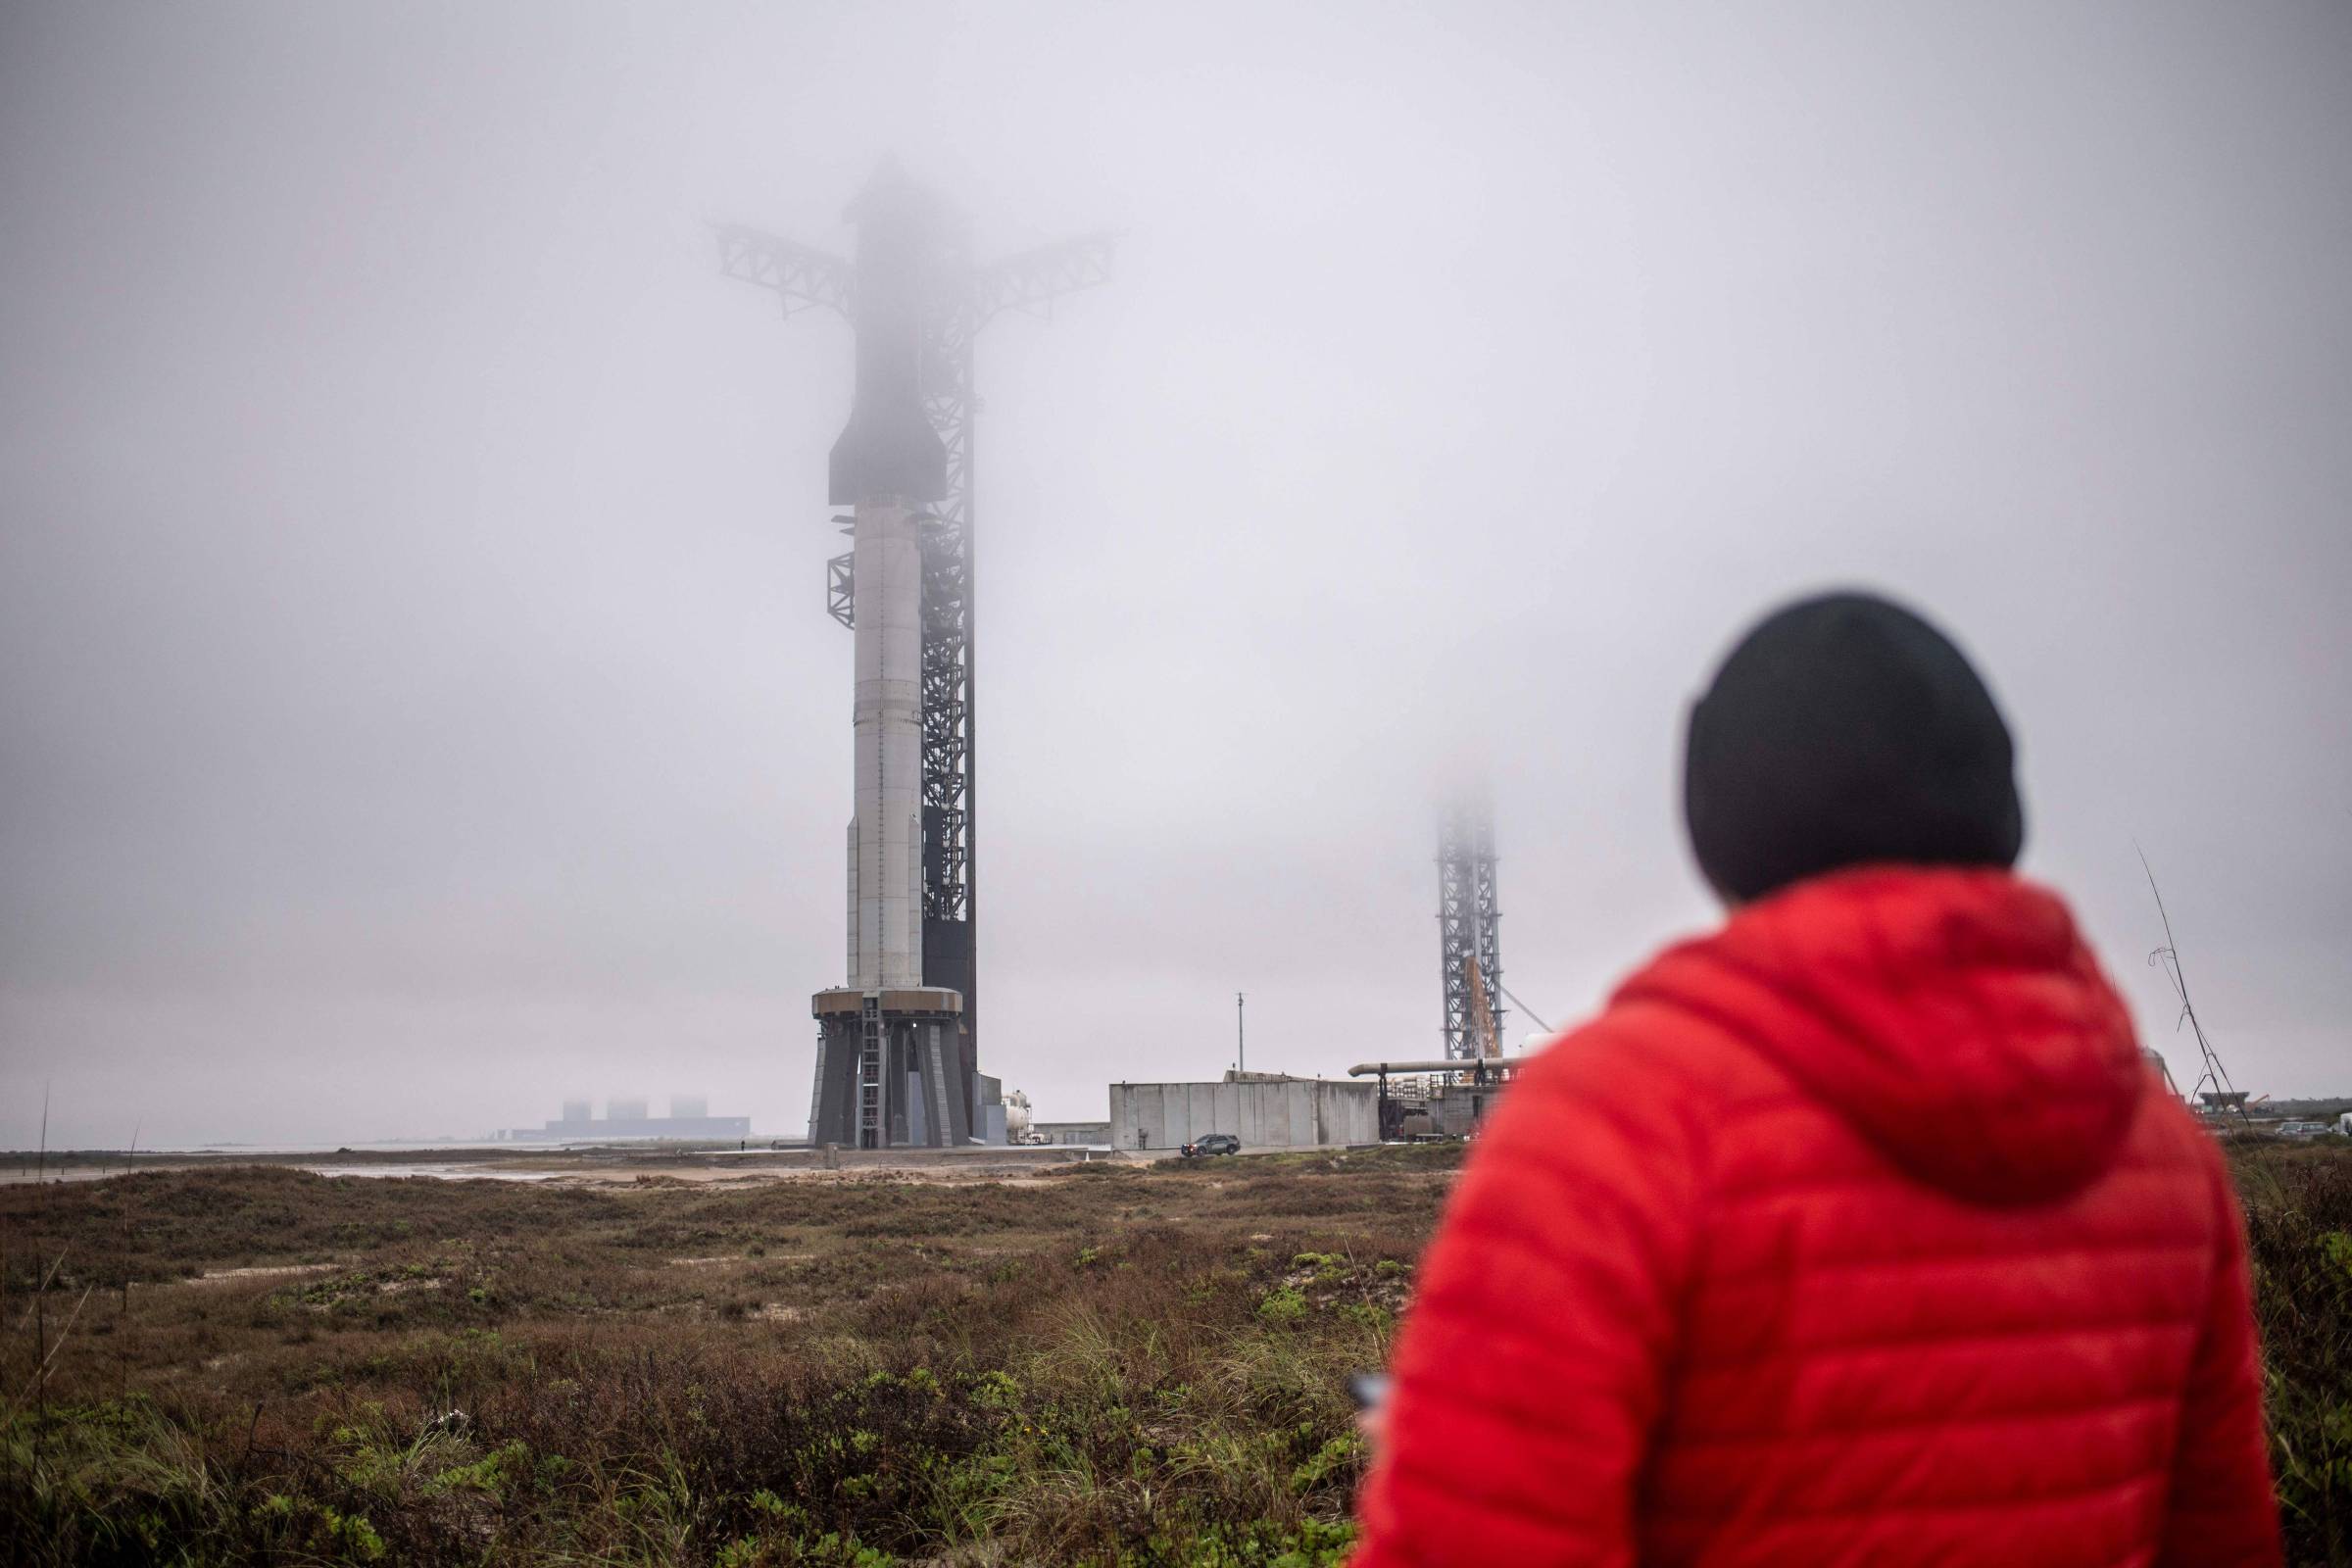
[1351,867,2278,1567]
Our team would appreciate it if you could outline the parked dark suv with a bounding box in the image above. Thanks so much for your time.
[1180,1132,1241,1159]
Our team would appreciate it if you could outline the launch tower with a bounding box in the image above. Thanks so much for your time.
[1438,801,1505,1058]
[721,163,1110,1147]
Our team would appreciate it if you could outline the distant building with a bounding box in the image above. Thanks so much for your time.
[1031,1120,1111,1146]
[1346,1056,1521,1140]
[1109,1072,1377,1152]
[508,1099,749,1143]
[974,1075,1007,1145]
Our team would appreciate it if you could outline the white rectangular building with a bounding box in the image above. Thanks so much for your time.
[1109,1075,1378,1152]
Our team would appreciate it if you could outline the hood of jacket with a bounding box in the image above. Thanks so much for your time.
[1619,866,2147,1205]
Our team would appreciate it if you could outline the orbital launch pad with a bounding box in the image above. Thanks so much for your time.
[721,163,1109,1148]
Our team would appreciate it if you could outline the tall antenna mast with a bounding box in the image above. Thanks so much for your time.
[2136,846,2248,1127]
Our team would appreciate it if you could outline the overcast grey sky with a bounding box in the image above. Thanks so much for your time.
[3,2,2347,1148]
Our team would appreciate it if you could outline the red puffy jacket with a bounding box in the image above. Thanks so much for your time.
[1351,867,2278,1567]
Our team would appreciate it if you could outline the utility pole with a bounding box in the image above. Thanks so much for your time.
[721,162,1111,1141]
[1237,992,1247,1076]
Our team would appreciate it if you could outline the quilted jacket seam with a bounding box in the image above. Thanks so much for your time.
[1700,1238,2210,1285]
[1651,1470,2166,1534]
[1709,1162,2197,1211]
[1712,1161,2201,1212]
[1685,1304,2201,1368]
[1722,1465,2164,1524]
[1663,1390,2181,1449]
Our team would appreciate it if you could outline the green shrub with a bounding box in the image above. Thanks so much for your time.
[1256,1288,1308,1326]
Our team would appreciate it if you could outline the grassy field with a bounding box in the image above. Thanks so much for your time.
[0,1150,1447,1566]
[0,1139,2345,1566]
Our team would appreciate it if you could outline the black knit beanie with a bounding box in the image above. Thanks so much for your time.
[1684,591,2024,904]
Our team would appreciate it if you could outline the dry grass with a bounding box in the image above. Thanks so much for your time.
[2232,1138,2352,1564]
[0,1148,1454,1565]
[0,1138,2344,1565]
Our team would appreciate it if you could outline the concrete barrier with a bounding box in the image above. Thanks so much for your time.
[1108,1078,1378,1151]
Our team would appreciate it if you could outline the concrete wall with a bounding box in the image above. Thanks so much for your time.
[1109,1079,1378,1151]
[1033,1121,1111,1146]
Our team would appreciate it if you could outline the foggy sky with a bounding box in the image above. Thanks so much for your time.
[3,2,2348,1149]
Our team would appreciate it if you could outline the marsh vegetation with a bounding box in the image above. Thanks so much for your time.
[1,1138,2345,1565]
[0,1148,1451,1565]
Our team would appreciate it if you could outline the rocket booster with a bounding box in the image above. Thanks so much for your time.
[832,165,949,992]
[846,497,926,989]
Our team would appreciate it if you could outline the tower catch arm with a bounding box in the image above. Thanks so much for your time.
[716,224,856,318]
[971,233,1117,322]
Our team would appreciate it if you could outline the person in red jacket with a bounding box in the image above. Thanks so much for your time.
[1350,592,2278,1567]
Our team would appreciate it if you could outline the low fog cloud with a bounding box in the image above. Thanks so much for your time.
[3,2,2347,1147]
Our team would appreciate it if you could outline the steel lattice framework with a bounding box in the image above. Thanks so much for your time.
[1438,803,1505,1058]
[719,205,1112,1077]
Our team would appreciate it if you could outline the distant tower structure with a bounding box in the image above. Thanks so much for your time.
[1438,802,1505,1058]
[721,161,1111,1146]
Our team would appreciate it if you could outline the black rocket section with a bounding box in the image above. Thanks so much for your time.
[830,161,950,507]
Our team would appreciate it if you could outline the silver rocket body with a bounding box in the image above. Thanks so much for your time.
[807,163,972,1150]
[845,497,926,990]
